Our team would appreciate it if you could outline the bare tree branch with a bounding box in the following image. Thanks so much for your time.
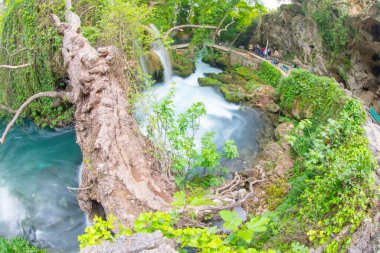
[217,18,235,37]
[0,103,16,114]
[0,91,68,144]
[212,12,229,43]
[164,24,217,39]
[149,0,167,8]
[0,63,30,69]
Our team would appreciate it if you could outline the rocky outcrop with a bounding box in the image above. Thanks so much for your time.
[81,231,177,253]
[248,122,294,214]
[251,0,380,110]
[248,85,280,117]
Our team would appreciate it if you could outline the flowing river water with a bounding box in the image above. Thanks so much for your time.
[139,59,272,171]
[0,121,85,252]
[0,56,271,252]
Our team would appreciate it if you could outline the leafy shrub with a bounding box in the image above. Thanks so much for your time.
[257,61,282,87]
[202,48,230,69]
[289,99,377,247]
[277,69,347,121]
[80,208,274,252]
[142,86,239,187]
[0,236,45,253]
[78,214,132,250]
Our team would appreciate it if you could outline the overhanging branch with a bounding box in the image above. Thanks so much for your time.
[0,63,31,69]
[217,18,235,37]
[0,91,68,144]
[164,24,217,39]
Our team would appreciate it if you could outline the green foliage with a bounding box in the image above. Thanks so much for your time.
[257,61,282,87]
[79,206,273,252]
[202,48,230,69]
[277,69,347,121]
[0,236,45,253]
[0,0,72,127]
[290,99,377,247]
[142,86,239,187]
[223,139,239,159]
[263,179,288,211]
[260,69,378,250]
[312,0,351,54]
[171,48,196,77]
[78,214,132,250]
[134,210,272,252]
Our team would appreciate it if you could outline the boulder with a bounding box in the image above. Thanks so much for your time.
[81,231,177,253]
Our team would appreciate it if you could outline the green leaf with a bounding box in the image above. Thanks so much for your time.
[245,216,270,233]
[172,191,186,208]
[219,210,243,232]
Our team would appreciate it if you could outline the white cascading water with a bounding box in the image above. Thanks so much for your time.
[149,24,173,83]
[138,57,272,171]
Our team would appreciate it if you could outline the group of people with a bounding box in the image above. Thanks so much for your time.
[248,44,279,60]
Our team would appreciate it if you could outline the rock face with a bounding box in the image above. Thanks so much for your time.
[251,0,380,110]
[364,121,380,164]
[81,231,177,253]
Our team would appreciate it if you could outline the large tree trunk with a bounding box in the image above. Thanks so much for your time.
[52,11,174,225]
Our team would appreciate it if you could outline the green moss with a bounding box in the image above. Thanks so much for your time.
[198,77,222,87]
[220,85,246,103]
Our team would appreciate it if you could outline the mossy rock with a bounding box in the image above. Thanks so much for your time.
[265,103,280,113]
[145,50,164,82]
[171,48,196,78]
[202,48,230,69]
[220,85,245,103]
[198,77,222,87]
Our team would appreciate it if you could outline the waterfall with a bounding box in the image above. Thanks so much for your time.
[150,24,173,83]
[139,55,149,76]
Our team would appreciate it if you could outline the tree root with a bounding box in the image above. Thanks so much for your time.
[184,171,267,220]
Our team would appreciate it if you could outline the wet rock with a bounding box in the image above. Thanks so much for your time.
[80,231,177,253]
